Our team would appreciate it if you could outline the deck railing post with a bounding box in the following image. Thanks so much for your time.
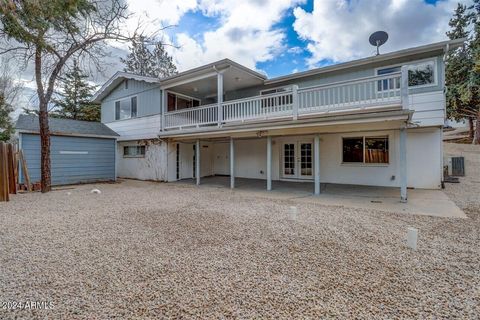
[161,89,167,131]
[217,72,224,126]
[401,65,409,110]
[292,84,299,120]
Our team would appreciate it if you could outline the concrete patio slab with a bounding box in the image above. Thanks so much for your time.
[175,176,466,218]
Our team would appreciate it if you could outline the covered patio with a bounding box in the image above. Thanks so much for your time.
[173,176,465,218]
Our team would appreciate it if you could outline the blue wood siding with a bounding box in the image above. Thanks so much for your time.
[101,80,161,123]
[20,134,116,186]
[225,55,445,101]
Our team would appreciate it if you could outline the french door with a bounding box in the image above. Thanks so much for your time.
[282,141,313,179]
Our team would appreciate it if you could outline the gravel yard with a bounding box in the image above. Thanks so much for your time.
[1,143,479,319]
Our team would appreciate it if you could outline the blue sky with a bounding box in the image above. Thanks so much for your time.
[12,0,469,115]
[127,0,464,79]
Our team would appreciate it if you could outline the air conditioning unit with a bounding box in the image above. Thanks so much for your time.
[445,156,465,177]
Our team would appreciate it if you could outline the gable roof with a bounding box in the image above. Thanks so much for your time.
[91,71,160,103]
[16,114,119,138]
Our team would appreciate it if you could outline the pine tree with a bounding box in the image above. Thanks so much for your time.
[0,59,23,141]
[152,42,178,78]
[0,94,14,141]
[464,0,480,144]
[445,3,475,139]
[52,59,100,121]
[121,37,177,78]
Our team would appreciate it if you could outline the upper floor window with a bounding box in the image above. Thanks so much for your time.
[124,80,129,90]
[167,92,200,112]
[260,86,293,108]
[376,59,436,91]
[115,96,137,120]
[260,86,291,95]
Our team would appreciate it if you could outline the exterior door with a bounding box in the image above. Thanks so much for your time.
[282,141,313,180]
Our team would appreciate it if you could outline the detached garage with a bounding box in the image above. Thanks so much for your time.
[16,114,119,186]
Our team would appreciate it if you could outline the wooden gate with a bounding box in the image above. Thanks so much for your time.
[0,141,18,202]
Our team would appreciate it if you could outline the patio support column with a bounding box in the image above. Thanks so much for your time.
[399,127,407,203]
[267,136,272,191]
[230,137,235,189]
[196,139,201,186]
[217,72,224,127]
[314,134,320,195]
[161,89,167,131]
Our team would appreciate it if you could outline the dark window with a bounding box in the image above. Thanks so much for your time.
[283,143,295,175]
[131,96,137,117]
[123,146,145,157]
[115,101,120,120]
[167,92,200,111]
[176,96,192,110]
[365,137,389,164]
[343,137,364,163]
[125,80,128,89]
[167,93,176,111]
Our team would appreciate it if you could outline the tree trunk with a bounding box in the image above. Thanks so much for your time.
[468,117,474,139]
[38,102,52,192]
[474,111,480,145]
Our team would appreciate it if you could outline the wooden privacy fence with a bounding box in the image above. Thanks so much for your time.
[0,141,18,202]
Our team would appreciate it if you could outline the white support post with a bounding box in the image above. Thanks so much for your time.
[314,134,320,195]
[217,72,224,127]
[292,84,299,120]
[267,136,272,191]
[401,65,409,110]
[230,137,235,189]
[196,139,201,186]
[400,127,407,203]
[161,89,167,131]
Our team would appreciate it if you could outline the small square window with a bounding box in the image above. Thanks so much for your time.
[123,146,146,157]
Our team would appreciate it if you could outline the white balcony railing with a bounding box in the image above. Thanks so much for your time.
[163,69,407,130]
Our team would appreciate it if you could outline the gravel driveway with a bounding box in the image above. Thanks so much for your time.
[1,147,479,319]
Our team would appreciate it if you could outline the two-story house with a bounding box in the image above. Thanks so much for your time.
[92,38,464,202]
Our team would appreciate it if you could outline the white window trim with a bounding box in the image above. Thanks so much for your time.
[166,90,201,111]
[114,95,138,121]
[123,145,146,158]
[340,134,390,166]
[374,58,438,89]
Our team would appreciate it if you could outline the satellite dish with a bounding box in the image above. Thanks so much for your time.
[369,31,388,56]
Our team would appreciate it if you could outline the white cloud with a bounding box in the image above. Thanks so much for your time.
[169,0,305,70]
[293,0,470,68]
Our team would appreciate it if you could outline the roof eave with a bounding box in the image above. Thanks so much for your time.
[159,58,267,87]
[16,129,119,139]
[265,38,466,85]
[91,71,160,103]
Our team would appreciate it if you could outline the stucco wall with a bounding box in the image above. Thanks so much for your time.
[168,128,442,189]
[116,140,167,181]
